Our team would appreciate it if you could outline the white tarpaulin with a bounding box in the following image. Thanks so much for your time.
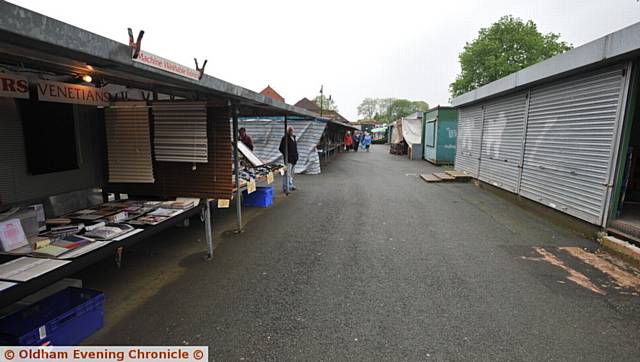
[401,116,423,146]
[238,117,326,174]
[390,122,403,144]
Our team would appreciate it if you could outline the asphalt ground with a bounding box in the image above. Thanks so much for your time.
[82,144,640,361]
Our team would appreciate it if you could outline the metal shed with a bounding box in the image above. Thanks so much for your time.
[422,106,458,165]
[451,21,640,228]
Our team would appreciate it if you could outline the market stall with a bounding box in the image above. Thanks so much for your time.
[0,2,319,315]
[318,119,358,162]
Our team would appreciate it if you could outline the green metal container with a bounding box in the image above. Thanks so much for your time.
[422,106,458,165]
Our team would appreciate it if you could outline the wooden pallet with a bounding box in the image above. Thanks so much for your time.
[445,170,472,179]
[420,174,441,182]
[433,172,455,181]
[420,170,473,183]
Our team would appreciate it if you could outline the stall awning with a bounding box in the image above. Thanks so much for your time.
[0,2,319,118]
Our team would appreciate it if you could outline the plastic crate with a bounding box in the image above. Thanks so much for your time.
[0,287,104,346]
[242,186,273,208]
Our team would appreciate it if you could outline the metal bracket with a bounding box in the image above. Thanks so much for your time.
[128,28,145,59]
[194,58,208,80]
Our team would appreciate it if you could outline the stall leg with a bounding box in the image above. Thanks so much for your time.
[203,199,214,261]
[232,103,243,233]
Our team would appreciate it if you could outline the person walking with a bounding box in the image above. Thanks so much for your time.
[362,132,372,152]
[239,127,254,151]
[343,132,353,152]
[279,126,299,191]
[352,131,361,152]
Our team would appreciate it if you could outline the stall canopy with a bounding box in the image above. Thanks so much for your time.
[239,117,326,174]
[0,1,320,203]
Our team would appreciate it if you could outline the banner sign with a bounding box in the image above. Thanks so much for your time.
[134,50,201,80]
[37,80,111,106]
[0,73,29,99]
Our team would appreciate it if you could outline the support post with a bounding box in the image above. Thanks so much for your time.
[284,116,290,195]
[232,103,243,233]
[203,199,214,260]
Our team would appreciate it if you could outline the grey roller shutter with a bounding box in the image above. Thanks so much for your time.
[105,101,155,183]
[478,92,527,192]
[455,105,483,177]
[152,101,208,163]
[519,66,626,225]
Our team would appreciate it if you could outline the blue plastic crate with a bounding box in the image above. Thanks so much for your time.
[242,186,274,208]
[0,287,104,346]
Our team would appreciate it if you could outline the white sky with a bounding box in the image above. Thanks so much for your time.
[8,0,640,121]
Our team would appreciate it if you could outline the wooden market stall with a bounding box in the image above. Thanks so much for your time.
[0,2,318,310]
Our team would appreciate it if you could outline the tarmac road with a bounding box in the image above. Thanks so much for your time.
[84,145,640,361]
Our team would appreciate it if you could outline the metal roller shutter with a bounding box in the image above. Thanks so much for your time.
[455,105,483,177]
[478,92,527,192]
[152,101,208,163]
[105,101,155,183]
[519,66,626,225]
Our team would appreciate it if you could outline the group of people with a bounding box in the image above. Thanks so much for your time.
[343,131,372,152]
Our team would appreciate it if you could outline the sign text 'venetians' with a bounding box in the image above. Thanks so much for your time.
[36,80,111,106]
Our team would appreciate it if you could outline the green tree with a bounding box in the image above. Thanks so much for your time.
[450,15,572,97]
[386,99,428,122]
[357,98,428,123]
[357,98,378,119]
[314,95,338,112]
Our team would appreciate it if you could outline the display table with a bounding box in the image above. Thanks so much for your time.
[0,204,204,309]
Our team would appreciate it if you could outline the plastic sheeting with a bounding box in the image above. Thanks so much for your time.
[401,117,423,146]
[238,117,326,174]
[390,122,403,144]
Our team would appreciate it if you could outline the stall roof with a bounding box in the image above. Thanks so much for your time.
[451,20,640,107]
[0,2,320,118]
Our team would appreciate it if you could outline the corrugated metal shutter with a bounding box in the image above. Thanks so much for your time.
[519,66,626,225]
[455,105,483,177]
[478,92,527,192]
[105,101,155,183]
[152,101,208,163]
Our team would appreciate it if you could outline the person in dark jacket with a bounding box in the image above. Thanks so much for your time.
[279,126,299,191]
[352,131,361,152]
[239,128,254,151]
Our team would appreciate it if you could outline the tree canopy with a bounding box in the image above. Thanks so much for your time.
[357,98,428,123]
[314,95,338,112]
[449,15,572,97]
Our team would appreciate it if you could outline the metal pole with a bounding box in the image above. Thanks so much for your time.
[284,115,290,195]
[232,103,243,233]
[320,85,323,117]
[203,198,213,260]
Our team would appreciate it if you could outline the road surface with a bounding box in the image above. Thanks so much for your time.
[84,145,640,361]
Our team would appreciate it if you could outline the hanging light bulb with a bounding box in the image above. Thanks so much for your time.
[81,74,92,83]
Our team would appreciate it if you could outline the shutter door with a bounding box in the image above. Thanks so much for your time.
[152,101,208,163]
[105,101,155,183]
[478,92,527,192]
[519,66,626,225]
[455,105,483,177]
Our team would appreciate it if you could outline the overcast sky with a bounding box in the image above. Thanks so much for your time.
[9,0,640,121]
